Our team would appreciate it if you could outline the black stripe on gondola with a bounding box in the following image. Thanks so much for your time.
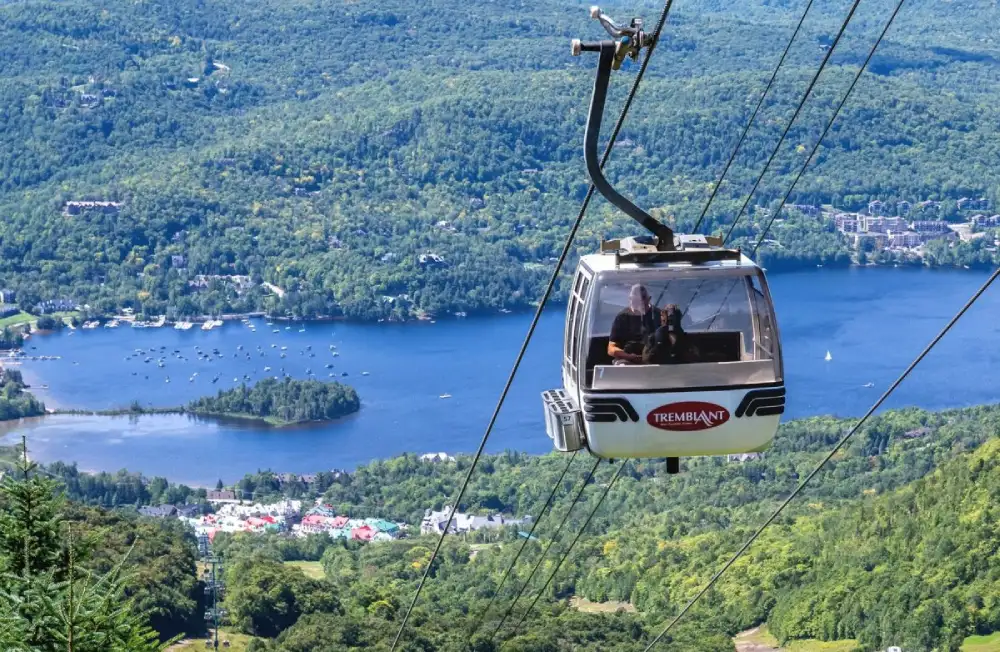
[584,404,630,422]
[583,397,639,423]
[735,387,786,418]
[585,413,618,423]
[754,405,785,416]
[586,380,784,395]
[743,397,786,417]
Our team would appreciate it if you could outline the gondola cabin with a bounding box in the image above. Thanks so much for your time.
[543,7,786,468]
[542,234,785,461]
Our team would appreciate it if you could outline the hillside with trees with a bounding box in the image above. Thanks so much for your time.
[187,377,360,425]
[0,450,201,650]
[16,402,998,649]
[3,0,1000,320]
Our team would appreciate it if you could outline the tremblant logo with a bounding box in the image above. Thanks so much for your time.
[647,401,730,431]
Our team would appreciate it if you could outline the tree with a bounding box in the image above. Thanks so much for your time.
[0,438,172,650]
[225,557,341,638]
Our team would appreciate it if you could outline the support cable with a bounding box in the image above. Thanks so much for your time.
[749,0,907,258]
[721,0,864,246]
[643,6,947,640]
[691,0,817,235]
[655,0,815,311]
[490,458,604,640]
[644,259,997,652]
[468,450,579,637]
[389,0,677,645]
[504,463,626,643]
[704,0,906,332]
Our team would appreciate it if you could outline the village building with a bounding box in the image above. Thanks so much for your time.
[420,452,456,463]
[63,201,122,216]
[206,490,237,503]
[888,231,922,249]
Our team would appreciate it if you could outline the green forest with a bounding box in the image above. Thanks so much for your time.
[0,448,201,651]
[5,402,1000,650]
[187,377,360,425]
[2,0,1000,321]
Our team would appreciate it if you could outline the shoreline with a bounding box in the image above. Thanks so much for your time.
[46,406,360,429]
[1,265,990,336]
[8,400,1000,488]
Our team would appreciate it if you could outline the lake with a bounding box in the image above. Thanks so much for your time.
[2,266,998,486]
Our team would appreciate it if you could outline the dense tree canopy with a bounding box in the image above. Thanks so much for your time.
[0,368,45,421]
[2,0,1000,321]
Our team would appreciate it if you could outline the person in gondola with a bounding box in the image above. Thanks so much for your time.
[643,304,699,365]
[608,283,658,365]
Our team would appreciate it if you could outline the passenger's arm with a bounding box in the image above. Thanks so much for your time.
[608,340,642,363]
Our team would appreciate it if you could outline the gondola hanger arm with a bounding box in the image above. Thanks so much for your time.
[572,7,674,251]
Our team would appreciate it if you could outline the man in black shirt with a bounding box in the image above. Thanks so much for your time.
[608,284,657,364]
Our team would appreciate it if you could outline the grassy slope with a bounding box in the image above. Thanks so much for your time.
[283,560,325,580]
[965,632,1000,651]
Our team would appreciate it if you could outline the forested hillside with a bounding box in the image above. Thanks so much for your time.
[4,0,1000,320]
[3,402,999,648]
[201,403,1000,650]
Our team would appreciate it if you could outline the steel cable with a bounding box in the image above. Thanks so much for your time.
[749,0,908,259]
[704,0,906,332]
[691,0,817,236]
[645,258,996,651]
[721,0,865,246]
[490,458,603,639]
[504,463,626,644]
[468,450,579,637]
[644,7,927,642]
[389,0,677,645]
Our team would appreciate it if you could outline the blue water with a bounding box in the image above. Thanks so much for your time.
[2,267,998,486]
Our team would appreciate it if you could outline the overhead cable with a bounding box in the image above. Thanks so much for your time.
[468,450,579,637]
[750,0,908,257]
[645,259,996,651]
[706,0,906,332]
[389,0,677,645]
[504,463,626,643]
[691,0,817,235]
[490,458,604,640]
[722,0,865,245]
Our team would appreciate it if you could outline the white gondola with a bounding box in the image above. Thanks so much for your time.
[542,8,785,472]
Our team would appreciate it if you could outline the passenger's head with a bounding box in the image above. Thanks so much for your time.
[661,304,683,331]
[628,284,650,311]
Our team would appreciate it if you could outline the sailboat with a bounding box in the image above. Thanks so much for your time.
[824,350,832,362]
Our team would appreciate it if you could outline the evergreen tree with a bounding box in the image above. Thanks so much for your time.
[0,438,173,651]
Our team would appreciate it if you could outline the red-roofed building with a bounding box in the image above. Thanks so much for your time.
[351,525,377,541]
[246,517,269,532]
[330,516,349,529]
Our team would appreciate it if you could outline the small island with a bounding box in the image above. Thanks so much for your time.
[0,369,45,421]
[186,377,360,426]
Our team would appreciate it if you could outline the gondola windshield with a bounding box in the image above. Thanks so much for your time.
[581,270,781,391]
